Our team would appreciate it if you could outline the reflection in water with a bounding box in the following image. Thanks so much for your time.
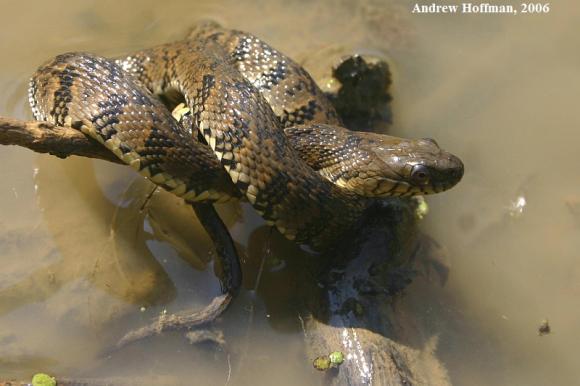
[0,0,579,385]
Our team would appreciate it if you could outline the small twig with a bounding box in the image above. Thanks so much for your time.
[253,229,271,293]
[139,186,159,212]
[225,353,232,386]
[298,313,308,338]
[115,293,233,350]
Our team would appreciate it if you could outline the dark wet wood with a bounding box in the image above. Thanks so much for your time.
[298,55,450,385]
[302,201,450,385]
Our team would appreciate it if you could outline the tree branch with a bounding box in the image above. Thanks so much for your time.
[0,115,122,164]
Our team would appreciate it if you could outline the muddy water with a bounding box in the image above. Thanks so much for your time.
[0,0,578,385]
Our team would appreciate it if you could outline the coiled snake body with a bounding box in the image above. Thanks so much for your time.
[28,22,463,248]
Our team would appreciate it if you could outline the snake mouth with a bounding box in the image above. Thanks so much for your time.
[348,176,447,198]
[371,178,415,197]
[372,163,464,197]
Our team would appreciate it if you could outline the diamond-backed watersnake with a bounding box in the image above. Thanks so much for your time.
[23,22,465,354]
[28,22,463,250]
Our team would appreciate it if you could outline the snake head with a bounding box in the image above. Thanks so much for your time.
[286,124,463,198]
[352,134,464,197]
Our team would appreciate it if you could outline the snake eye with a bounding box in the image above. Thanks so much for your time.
[411,165,430,185]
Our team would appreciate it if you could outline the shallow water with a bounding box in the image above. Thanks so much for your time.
[0,0,579,385]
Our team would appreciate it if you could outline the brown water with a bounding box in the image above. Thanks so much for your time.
[0,0,579,384]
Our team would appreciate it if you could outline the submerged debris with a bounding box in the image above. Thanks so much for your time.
[329,351,345,366]
[313,356,332,371]
[313,351,345,371]
[185,328,226,347]
[538,319,551,336]
[414,196,429,220]
[31,373,56,386]
[508,195,527,218]
[565,195,580,225]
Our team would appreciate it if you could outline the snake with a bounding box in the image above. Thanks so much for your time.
[25,22,464,348]
[28,21,463,249]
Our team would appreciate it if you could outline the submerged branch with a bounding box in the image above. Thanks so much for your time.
[115,293,232,350]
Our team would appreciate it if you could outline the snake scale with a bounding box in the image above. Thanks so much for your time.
[28,21,463,249]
